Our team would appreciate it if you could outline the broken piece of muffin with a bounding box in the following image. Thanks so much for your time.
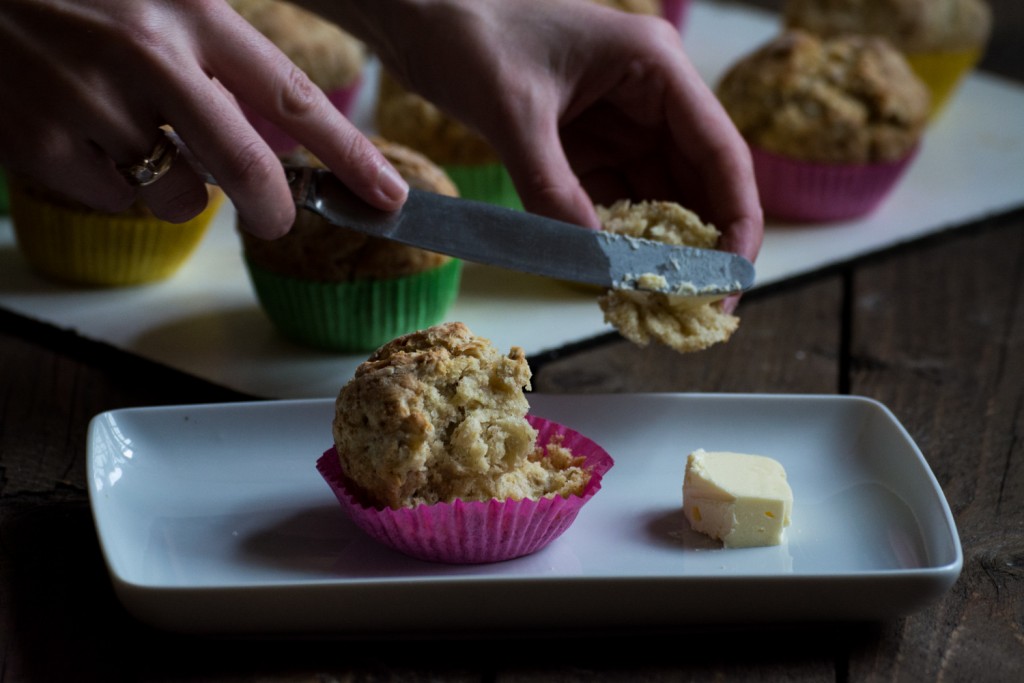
[597,200,740,353]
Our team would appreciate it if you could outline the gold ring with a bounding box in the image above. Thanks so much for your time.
[119,133,178,187]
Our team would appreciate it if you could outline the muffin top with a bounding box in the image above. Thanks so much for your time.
[597,200,740,353]
[229,0,364,90]
[783,0,992,53]
[716,30,930,163]
[240,138,456,280]
[333,322,590,509]
[598,200,721,247]
[590,0,661,15]
[374,71,500,166]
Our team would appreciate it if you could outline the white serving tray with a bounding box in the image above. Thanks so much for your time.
[3,1,1023,399]
[87,393,962,635]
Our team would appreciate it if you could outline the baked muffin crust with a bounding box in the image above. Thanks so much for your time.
[229,0,364,90]
[590,0,661,15]
[374,72,500,166]
[333,322,590,509]
[716,30,930,163]
[597,201,740,353]
[783,0,993,53]
[240,139,456,280]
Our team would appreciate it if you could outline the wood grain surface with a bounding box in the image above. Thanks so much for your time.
[2,1,1022,680]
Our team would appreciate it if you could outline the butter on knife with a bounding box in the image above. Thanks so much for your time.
[286,166,755,297]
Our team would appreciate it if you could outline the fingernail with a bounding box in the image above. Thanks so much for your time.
[721,294,740,314]
[378,162,408,204]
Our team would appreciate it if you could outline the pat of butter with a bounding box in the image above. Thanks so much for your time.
[682,449,793,548]
[636,273,668,291]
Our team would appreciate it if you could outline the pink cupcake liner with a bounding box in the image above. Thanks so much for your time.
[751,145,920,223]
[240,77,363,155]
[661,0,692,32]
[316,415,614,564]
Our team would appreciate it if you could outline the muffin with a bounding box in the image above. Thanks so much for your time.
[240,138,463,351]
[229,0,366,153]
[716,30,930,222]
[318,322,613,563]
[783,0,992,117]
[597,200,740,352]
[8,175,223,286]
[591,0,660,14]
[373,71,522,210]
[593,0,693,30]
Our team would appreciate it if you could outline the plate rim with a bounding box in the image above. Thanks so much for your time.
[85,392,964,632]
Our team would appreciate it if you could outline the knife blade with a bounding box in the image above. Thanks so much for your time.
[286,166,755,296]
[164,128,753,295]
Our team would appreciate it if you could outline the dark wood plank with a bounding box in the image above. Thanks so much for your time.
[846,214,1024,681]
[0,312,252,497]
[0,274,868,683]
[0,317,256,681]
[533,275,844,395]
[2,1,1023,680]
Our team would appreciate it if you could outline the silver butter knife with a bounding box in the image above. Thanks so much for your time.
[285,166,755,296]
[167,130,753,296]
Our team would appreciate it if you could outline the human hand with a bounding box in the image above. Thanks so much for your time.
[0,0,407,238]
[323,0,762,270]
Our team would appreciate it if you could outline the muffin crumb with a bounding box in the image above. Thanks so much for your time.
[597,200,740,353]
[333,322,591,509]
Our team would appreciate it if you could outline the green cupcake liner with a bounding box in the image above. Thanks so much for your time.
[245,257,463,352]
[443,163,523,211]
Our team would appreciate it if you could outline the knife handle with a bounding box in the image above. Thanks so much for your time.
[164,128,319,214]
[282,166,318,213]
[162,129,217,186]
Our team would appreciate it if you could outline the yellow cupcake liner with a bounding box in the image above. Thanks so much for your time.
[905,49,982,119]
[10,184,223,286]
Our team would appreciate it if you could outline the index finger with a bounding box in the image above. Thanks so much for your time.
[196,5,407,213]
[662,49,763,263]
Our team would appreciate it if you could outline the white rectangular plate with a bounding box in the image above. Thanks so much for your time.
[87,393,962,635]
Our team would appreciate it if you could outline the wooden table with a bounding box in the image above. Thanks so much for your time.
[2,1,1022,680]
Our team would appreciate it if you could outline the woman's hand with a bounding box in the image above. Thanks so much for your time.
[0,0,407,238]
[322,0,763,267]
